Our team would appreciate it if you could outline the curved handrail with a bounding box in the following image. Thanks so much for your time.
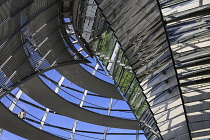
[19,76,141,130]
[56,64,124,100]
[0,102,65,140]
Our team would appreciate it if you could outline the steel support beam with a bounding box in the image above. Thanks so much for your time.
[179,68,210,79]
[70,64,99,140]
[0,0,35,27]
[176,57,210,69]
[39,75,65,129]
[103,98,113,140]
[0,59,88,98]
[0,129,2,137]
[0,90,22,137]
[40,108,50,130]
[181,77,210,87]
[55,76,65,94]
[0,0,59,49]
[136,130,139,140]
[156,0,193,138]
[166,4,210,23]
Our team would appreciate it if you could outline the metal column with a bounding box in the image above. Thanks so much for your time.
[0,129,3,136]
[39,108,50,129]
[70,90,88,140]
[136,130,139,140]
[0,90,23,137]
[70,64,99,140]
[39,76,65,129]
[9,90,23,111]
[55,76,65,93]
[103,98,113,140]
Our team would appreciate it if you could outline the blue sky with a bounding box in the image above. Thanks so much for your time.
[0,65,147,140]
[0,16,146,140]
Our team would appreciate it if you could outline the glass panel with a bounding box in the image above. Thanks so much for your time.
[135,101,148,118]
[125,79,139,99]
[118,69,135,93]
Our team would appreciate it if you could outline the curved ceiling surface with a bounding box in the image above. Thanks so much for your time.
[2,0,210,139]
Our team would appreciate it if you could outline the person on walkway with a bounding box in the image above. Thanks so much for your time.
[18,109,26,119]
